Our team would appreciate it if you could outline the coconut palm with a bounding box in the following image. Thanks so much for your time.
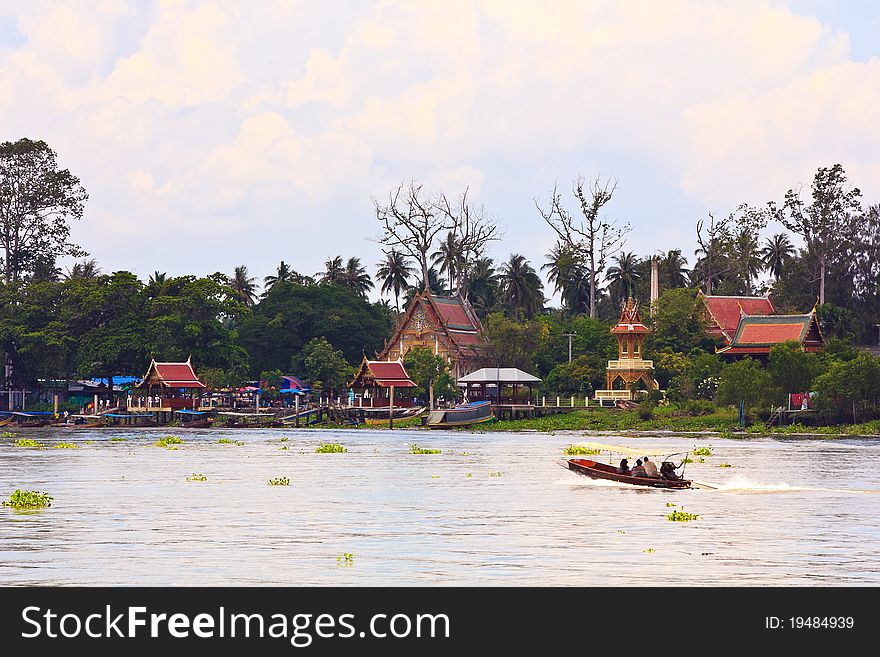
[761,233,795,279]
[228,265,258,307]
[342,257,374,297]
[376,250,415,313]
[319,256,346,285]
[658,249,689,289]
[499,253,544,319]
[466,257,500,318]
[64,258,102,280]
[730,228,763,294]
[543,242,589,314]
[264,260,295,291]
[146,271,171,298]
[403,266,448,308]
[431,231,462,293]
[606,252,641,302]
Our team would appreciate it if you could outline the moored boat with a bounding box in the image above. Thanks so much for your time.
[177,410,215,428]
[426,400,493,428]
[566,458,692,489]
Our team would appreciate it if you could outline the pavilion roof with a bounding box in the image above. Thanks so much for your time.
[138,358,207,389]
[457,368,542,384]
[700,293,775,343]
[349,359,417,388]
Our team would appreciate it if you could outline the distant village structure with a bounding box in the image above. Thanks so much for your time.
[128,358,209,418]
[378,290,485,381]
[697,292,825,357]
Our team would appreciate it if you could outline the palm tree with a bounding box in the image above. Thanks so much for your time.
[146,271,171,298]
[730,228,763,294]
[264,260,295,291]
[228,265,258,307]
[403,266,448,308]
[542,242,588,314]
[319,256,345,285]
[499,254,544,319]
[342,257,374,297]
[761,233,795,279]
[606,252,641,302]
[431,231,462,293]
[467,257,499,318]
[64,258,102,280]
[377,250,415,313]
[658,249,689,289]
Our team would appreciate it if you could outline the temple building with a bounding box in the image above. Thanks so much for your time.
[594,298,660,402]
[378,290,484,381]
[697,292,824,358]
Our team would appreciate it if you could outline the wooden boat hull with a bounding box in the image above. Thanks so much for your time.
[15,420,51,428]
[181,418,214,429]
[566,459,692,489]
[426,401,493,428]
[0,416,13,427]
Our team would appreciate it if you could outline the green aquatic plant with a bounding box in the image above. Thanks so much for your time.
[617,530,626,534]
[431,475,440,479]
[217,438,232,444]
[186,473,207,482]
[643,548,655,554]
[337,553,354,566]
[488,471,503,477]
[83,440,94,445]
[53,442,77,449]
[280,437,288,442]
[2,489,53,509]
[563,444,601,456]
[110,436,126,442]
[235,440,245,446]
[409,444,440,454]
[718,463,732,468]
[666,502,677,507]
[279,446,289,450]
[666,508,700,522]
[316,443,347,453]
[462,451,470,456]
[2,431,15,438]
[13,438,42,448]
[465,473,472,478]
[692,446,713,456]
[268,477,290,486]
[154,436,183,448]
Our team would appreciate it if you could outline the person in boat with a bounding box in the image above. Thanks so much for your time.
[616,458,630,475]
[660,461,680,481]
[630,459,646,477]
[642,456,660,478]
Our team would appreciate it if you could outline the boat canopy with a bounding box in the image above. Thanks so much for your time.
[176,410,209,415]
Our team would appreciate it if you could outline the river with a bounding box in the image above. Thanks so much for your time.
[1,427,878,586]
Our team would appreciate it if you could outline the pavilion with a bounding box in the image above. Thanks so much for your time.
[457,368,542,404]
[348,358,417,408]
[128,358,210,415]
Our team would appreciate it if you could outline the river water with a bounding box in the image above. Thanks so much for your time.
[1,427,878,586]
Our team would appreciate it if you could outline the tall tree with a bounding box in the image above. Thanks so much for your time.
[536,176,630,317]
[228,265,258,307]
[342,257,374,297]
[658,249,689,289]
[436,189,500,296]
[64,258,102,281]
[606,251,641,302]
[0,138,88,283]
[466,257,499,319]
[543,241,588,314]
[761,234,795,280]
[319,256,345,285]
[431,231,461,293]
[264,260,295,291]
[374,181,454,285]
[376,249,415,313]
[499,254,544,320]
[771,164,864,305]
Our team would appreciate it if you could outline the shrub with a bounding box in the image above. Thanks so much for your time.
[639,400,657,420]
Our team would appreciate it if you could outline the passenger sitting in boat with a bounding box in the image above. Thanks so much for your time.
[616,458,630,475]
[642,456,659,478]
[660,461,680,481]
[630,459,646,477]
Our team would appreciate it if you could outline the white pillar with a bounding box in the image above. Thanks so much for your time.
[556,396,560,407]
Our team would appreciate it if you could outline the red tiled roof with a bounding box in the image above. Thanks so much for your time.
[610,323,650,334]
[702,295,775,341]
[447,331,482,346]
[148,361,206,388]
[433,297,476,330]
[368,361,412,381]
[374,379,417,388]
[736,322,806,344]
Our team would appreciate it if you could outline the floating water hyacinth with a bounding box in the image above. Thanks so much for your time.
[155,436,183,448]
[316,443,346,453]
[268,477,290,486]
[186,473,207,482]
[337,553,354,566]
[563,444,601,455]
[53,442,77,449]
[692,446,713,456]
[3,489,53,509]
[408,444,440,454]
[666,507,700,522]
[13,439,42,448]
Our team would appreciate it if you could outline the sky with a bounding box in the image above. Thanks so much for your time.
[1,0,878,303]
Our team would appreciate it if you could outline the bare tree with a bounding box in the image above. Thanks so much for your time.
[374,181,454,286]
[770,164,863,306]
[695,211,731,295]
[535,176,630,317]
[436,188,501,296]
